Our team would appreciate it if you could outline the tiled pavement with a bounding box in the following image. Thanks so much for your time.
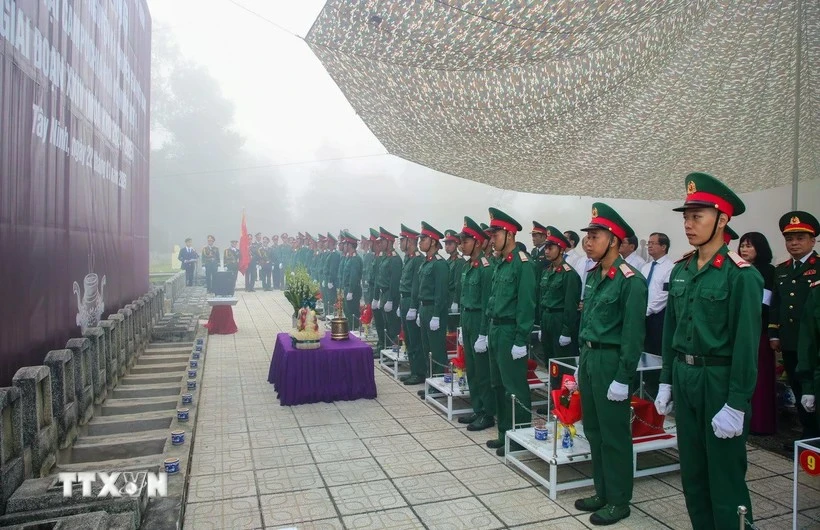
[182,289,820,529]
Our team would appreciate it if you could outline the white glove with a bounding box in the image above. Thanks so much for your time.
[573,365,579,379]
[559,335,571,347]
[328,282,334,289]
[537,330,542,341]
[406,308,417,321]
[802,395,816,413]
[511,344,527,360]
[711,404,745,439]
[474,335,488,353]
[346,292,353,301]
[416,314,421,327]
[279,263,283,269]
[429,317,440,331]
[383,301,393,313]
[450,303,458,314]
[371,300,379,310]
[606,381,629,401]
[654,383,673,415]
[457,327,463,346]
[321,281,326,288]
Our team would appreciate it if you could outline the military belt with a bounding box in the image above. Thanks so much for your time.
[462,307,482,312]
[584,341,619,350]
[490,317,516,326]
[676,353,732,367]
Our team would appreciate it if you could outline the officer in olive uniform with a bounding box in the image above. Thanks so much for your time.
[342,231,363,328]
[769,211,820,441]
[399,225,425,385]
[201,235,220,293]
[655,173,762,529]
[246,232,262,292]
[538,227,582,361]
[484,209,536,456]
[323,234,341,313]
[575,203,647,525]
[444,230,465,332]
[797,279,820,417]
[260,236,274,291]
[377,227,403,348]
[368,231,387,352]
[339,233,350,306]
[414,222,449,395]
[362,229,378,306]
[458,216,496,431]
[224,239,240,285]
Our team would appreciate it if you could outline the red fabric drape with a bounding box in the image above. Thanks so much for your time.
[239,211,250,275]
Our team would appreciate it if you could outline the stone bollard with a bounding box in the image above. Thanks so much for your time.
[99,319,118,391]
[0,387,24,515]
[43,350,78,449]
[82,327,106,405]
[157,285,166,319]
[64,338,93,425]
[118,307,135,370]
[12,366,57,479]
[108,313,126,378]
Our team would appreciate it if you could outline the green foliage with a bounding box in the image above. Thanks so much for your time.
[284,266,320,315]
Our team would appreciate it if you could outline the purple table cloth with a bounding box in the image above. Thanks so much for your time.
[268,332,377,406]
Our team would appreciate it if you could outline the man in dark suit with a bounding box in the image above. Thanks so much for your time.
[178,238,198,286]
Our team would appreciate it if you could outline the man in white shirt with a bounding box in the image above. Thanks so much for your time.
[640,233,674,355]
[578,235,598,301]
[563,230,583,272]
[620,235,647,271]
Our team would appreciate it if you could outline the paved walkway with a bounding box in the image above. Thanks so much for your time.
[182,289,818,529]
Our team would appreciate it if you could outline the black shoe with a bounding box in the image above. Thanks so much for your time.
[403,376,424,385]
[399,375,411,382]
[458,413,478,424]
[589,505,630,526]
[486,439,504,449]
[495,446,505,457]
[417,389,426,397]
[574,495,607,513]
[467,414,495,431]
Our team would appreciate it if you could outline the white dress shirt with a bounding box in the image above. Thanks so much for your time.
[564,250,583,273]
[624,252,647,271]
[579,257,598,299]
[640,254,675,316]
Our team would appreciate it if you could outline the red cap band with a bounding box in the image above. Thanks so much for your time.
[490,219,518,233]
[590,217,626,241]
[400,230,419,239]
[421,228,441,241]
[547,235,567,249]
[686,192,734,218]
[782,223,816,235]
[380,232,395,240]
[531,226,548,235]
[462,227,485,242]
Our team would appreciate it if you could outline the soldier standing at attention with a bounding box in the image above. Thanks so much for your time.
[398,225,425,385]
[342,231,363,328]
[323,234,341,311]
[201,235,220,293]
[444,230,466,332]
[574,203,647,525]
[224,239,240,286]
[654,173,762,529]
[538,227,581,361]
[457,216,496,431]
[797,268,820,422]
[258,236,273,291]
[246,232,262,292]
[531,221,550,362]
[362,230,378,307]
[769,211,820,443]
[484,208,536,456]
[414,222,449,397]
[368,231,387,353]
[179,238,198,287]
[377,227,403,348]
[339,233,350,306]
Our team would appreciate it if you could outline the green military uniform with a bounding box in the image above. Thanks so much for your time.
[530,221,550,321]
[362,230,378,305]
[201,242,220,293]
[323,235,341,314]
[339,233,350,295]
[574,203,647,525]
[377,227,403,348]
[770,211,820,439]
[256,240,272,291]
[224,241,240,287]
[484,209,536,454]
[444,230,466,332]
[399,225,425,384]
[797,281,820,413]
[659,173,762,529]
[538,227,581,360]
[342,231,363,328]
[368,230,387,351]
[458,217,496,430]
[415,222,449,375]
[480,223,500,269]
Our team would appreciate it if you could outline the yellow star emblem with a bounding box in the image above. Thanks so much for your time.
[687,180,697,195]
[791,216,801,225]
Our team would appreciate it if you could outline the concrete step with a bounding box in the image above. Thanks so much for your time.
[60,433,168,464]
[120,374,183,386]
[99,397,179,417]
[136,356,190,366]
[128,364,187,375]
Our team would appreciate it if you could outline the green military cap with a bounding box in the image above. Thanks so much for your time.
[544,226,570,249]
[779,211,819,237]
[444,229,460,243]
[420,222,444,241]
[400,224,420,239]
[326,233,337,243]
[487,207,523,233]
[304,232,314,242]
[515,241,528,253]
[368,228,380,240]
[379,226,397,240]
[723,225,739,244]
[459,216,486,241]
[531,221,549,235]
[480,222,491,236]
[672,172,745,217]
[341,230,357,243]
[581,202,635,240]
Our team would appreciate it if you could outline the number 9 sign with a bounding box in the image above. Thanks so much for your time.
[800,449,820,476]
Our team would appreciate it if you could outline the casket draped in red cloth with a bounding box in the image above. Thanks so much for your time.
[551,374,582,425]
[631,396,672,442]
[204,305,238,335]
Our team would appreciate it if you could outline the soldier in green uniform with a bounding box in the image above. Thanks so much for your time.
[484,209,536,456]
[574,202,647,525]
[444,230,466,332]
[481,223,500,267]
[201,235,220,293]
[377,227,403,348]
[362,230,378,307]
[338,233,351,312]
[414,222,449,396]
[399,224,425,385]
[369,231,387,352]
[655,173,762,530]
[323,234,341,313]
[769,211,820,441]
[458,216,496,431]
[224,239,240,286]
[530,221,550,362]
[342,231,363,328]
[797,278,820,418]
[256,236,272,291]
[538,227,581,361]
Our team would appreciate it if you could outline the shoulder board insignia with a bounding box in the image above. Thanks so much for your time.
[727,250,751,268]
[563,263,572,272]
[618,263,635,278]
[811,280,820,288]
[778,258,792,268]
[519,251,529,262]
[675,250,695,264]
[481,257,490,267]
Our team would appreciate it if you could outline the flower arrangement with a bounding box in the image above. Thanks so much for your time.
[290,307,323,347]
[284,266,321,316]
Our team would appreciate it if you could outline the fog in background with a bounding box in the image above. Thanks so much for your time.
[147,1,819,264]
